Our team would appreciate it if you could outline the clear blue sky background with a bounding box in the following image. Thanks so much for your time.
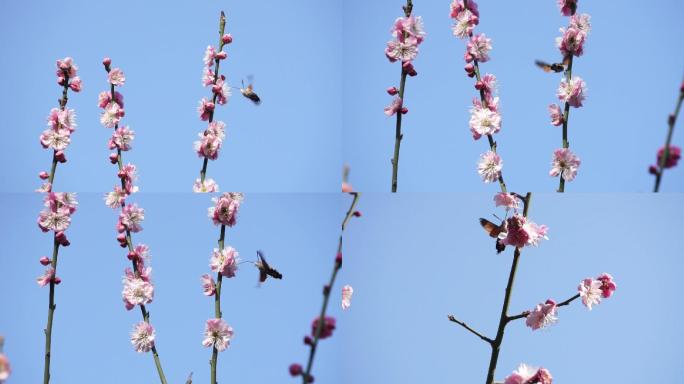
[0,0,341,193]
[343,0,684,192]
[2,193,683,383]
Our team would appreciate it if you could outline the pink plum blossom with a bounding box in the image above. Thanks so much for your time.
[119,204,145,232]
[557,26,586,57]
[202,318,233,352]
[197,98,215,121]
[208,192,244,226]
[38,208,72,232]
[494,192,519,210]
[311,316,336,339]
[100,102,124,128]
[44,192,78,214]
[578,278,602,310]
[477,151,502,183]
[384,97,403,116]
[569,13,591,34]
[213,76,231,105]
[502,214,548,248]
[470,104,501,139]
[202,67,216,87]
[194,132,223,160]
[204,46,217,67]
[98,91,123,108]
[341,285,354,310]
[210,247,239,278]
[36,267,56,287]
[596,273,617,298]
[548,104,564,126]
[385,40,418,63]
[549,148,581,181]
[40,128,71,150]
[104,186,127,209]
[526,299,558,330]
[122,268,154,310]
[206,121,226,139]
[108,68,126,86]
[467,33,492,62]
[201,274,216,296]
[557,76,586,108]
[130,321,155,353]
[194,178,219,193]
[109,126,135,151]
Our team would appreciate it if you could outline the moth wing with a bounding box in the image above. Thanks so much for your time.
[534,60,553,72]
[479,218,501,238]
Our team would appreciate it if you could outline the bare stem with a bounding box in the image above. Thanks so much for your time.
[447,315,492,344]
[653,85,684,192]
[302,193,360,383]
[210,224,226,384]
[484,192,532,384]
[506,293,581,322]
[200,11,227,185]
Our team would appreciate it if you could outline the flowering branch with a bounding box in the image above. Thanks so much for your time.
[100,58,168,384]
[37,57,80,384]
[194,11,233,193]
[448,189,616,384]
[0,336,10,382]
[650,80,684,192]
[289,192,361,383]
[546,1,590,192]
[452,0,507,193]
[384,0,425,192]
[209,224,226,384]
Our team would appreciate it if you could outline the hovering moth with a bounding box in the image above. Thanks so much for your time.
[240,76,261,105]
[535,56,571,73]
[255,250,282,283]
[479,218,508,254]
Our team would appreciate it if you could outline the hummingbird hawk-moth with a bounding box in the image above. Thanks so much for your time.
[255,250,282,283]
[240,76,261,105]
[479,218,508,254]
[535,55,571,73]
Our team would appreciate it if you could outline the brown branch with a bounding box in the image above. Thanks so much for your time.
[448,315,493,344]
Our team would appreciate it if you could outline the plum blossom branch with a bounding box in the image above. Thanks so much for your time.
[547,3,591,192]
[100,58,168,384]
[203,193,243,384]
[0,336,10,382]
[651,80,684,192]
[384,0,424,192]
[452,0,507,193]
[194,11,233,193]
[289,192,361,383]
[506,293,580,323]
[37,57,80,384]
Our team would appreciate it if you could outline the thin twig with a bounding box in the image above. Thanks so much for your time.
[653,81,684,192]
[506,293,581,323]
[447,315,493,344]
[210,224,226,384]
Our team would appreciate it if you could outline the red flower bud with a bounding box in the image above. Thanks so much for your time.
[387,87,398,96]
[39,171,49,180]
[222,34,233,44]
[39,256,51,266]
[289,363,303,377]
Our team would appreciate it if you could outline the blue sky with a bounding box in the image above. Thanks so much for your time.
[2,193,683,383]
[0,0,341,193]
[343,0,684,192]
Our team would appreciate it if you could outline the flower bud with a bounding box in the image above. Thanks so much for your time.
[475,80,484,90]
[117,233,127,243]
[289,363,303,377]
[39,171,49,180]
[215,51,227,60]
[127,251,139,261]
[303,335,313,345]
[464,63,475,73]
[648,165,658,175]
[401,107,409,114]
[352,211,362,217]
[464,52,474,63]
[222,34,233,44]
[386,86,398,96]
[54,276,62,285]
[109,153,119,164]
[335,252,342,266]
[69,77,82,92]
[117,222,126,233]
[323,285,331,295]
[55,231,67,242]
[39,256,51,266]
[103,57,112,68]
[55,150,67,163]
[305,374,315,383]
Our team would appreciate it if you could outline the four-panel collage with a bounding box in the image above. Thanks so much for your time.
[1,0,683,383]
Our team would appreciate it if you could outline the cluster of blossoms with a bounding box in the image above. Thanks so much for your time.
[194,25,234,193]
[504,364,553,384]
[451,1,507,185]
[524,273,616,331]
[37,57,81,193]
[547,1,592,188]
[36,193,78,287]
[383,12,425,117]
[99,59,161,355]
[201,192,244,358]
